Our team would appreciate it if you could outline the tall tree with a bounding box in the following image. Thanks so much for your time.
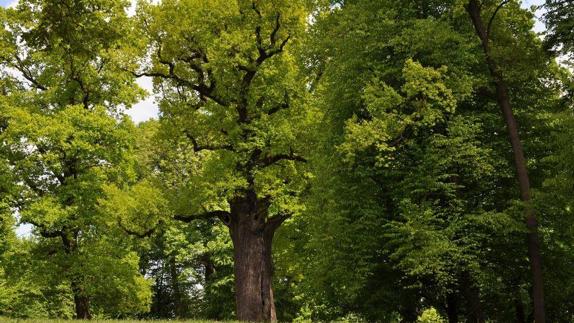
[465,1,545,321]
[288,0,567,321]
[0,0,150,318]
[136,0,311,321]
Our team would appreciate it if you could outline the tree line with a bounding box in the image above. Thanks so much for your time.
[0,0,573,322]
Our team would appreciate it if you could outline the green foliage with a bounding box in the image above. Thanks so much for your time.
[543,0,574,59]
[101,120,236,320]
[135,0,314,220]
[339,59,457,167]
[417,307,445,323]
[0,238,74,319]
[0,0,151,318]
[1,0,574,322]
[140,221,235,320]
[282,0,574,321]
[0,0,145,110]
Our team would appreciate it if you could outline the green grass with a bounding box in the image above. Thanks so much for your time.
[0,320,236,323]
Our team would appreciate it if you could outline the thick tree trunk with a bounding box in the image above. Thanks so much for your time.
[71,280,92,320]
[466,1,545,322]
[229,195,278,322]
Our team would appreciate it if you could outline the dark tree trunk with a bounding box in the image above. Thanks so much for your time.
[71,280,92,320]
[446,293,459,323]
[398,287,419,323]
[261,226,277,322]
[229,194,279,322]
[399,306,418,323]
[62,232,92,320]
[466,1,545,322]
[515,297,526,323]
[202,254,215,281]
[169,254,185,318]
[462,272,485,323]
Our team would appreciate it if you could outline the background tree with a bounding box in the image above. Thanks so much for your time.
[465,1,546,321]
[284,0,574,321]
[101,120,236,320]
[543,0,574,59]
[0,0,150,319]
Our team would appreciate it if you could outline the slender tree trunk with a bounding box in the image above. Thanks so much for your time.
[461,272,485,323]
[446,292,459,323]
[169,254,185,318]
[262,225,277,322]
[202,254,215,281]
[515,297,526,323]
[399,305,418,323]
[398,287,419,323]
[62,232,92,320]
[466,1,545,322]
[71,279,92,320]
[229,195,278,322]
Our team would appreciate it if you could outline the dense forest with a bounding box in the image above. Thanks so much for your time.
[0,0,573,322]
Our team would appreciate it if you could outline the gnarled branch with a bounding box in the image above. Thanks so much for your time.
[118,218,157,238]
[13,55,47,91]
[23,218,64,239]
[487,0,511,40]
[133,44,228,106]
[266,212,292,233]
[184,130,234,152]
[259,150,307,168]
[267,92,290,115]
[174,210,231,226]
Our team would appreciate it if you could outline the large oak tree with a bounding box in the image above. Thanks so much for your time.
[136,0,312,321]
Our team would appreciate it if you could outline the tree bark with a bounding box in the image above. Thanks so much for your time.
[62,232,92,320]
[461,272,485,323]
[71,279,92,320]
[398,286,419,323]
[446,292,459,323]
[515,297,526,323]
[465,1,546,322]
[229,194,278,322]
[169,254,185,318]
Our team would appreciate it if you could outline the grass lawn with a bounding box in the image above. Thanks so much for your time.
[0,320,235,323]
